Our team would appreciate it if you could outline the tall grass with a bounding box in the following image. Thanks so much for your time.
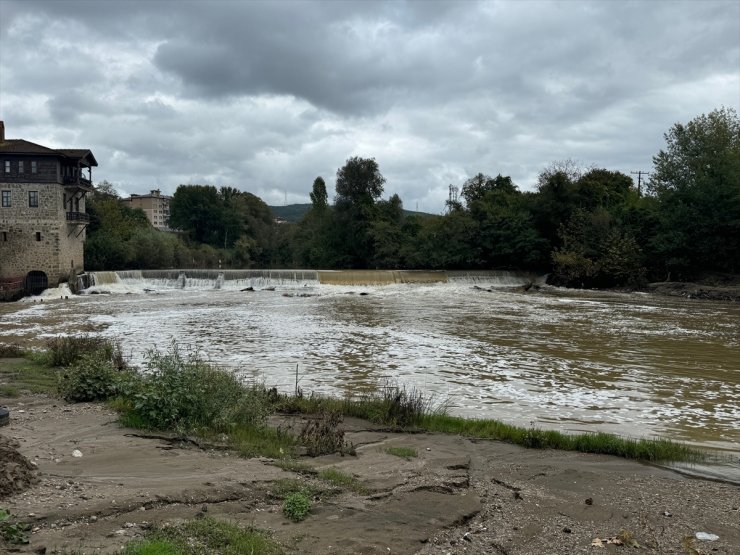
[278,386,706,464]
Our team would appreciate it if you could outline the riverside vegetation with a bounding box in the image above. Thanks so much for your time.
[84,108,739,288]
[0,336,715,553]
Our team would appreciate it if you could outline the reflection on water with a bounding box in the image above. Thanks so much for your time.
[1,279,738,460]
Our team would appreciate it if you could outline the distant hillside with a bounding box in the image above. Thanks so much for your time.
[269,204,434,223]
[269,204,312,222]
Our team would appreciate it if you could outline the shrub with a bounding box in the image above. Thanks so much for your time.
[0,344,24,358]
[123,347,270,434]
[364,383,437,427]
[282,491,311,522]
[46,335,124,368]
[298,410,352,456]
[57,352,126,402]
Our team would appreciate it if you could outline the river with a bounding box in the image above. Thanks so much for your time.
[1,270,738,479]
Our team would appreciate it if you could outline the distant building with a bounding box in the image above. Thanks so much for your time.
[121,189,172,231]
[0,121,97,299]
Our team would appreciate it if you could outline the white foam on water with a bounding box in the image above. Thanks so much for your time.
[1,280,738,462]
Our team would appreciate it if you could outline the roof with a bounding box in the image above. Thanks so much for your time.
[57,149,98,167]
[0,140,98,167]
[0,139,60,155]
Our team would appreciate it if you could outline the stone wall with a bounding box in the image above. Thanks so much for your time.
[0,182,85,286]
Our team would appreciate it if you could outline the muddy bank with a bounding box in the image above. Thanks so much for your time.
[647,281,740,302]
[1,394,738,555]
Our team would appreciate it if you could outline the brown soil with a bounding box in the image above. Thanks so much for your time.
[0,435,39,498]
[0,395,738,554]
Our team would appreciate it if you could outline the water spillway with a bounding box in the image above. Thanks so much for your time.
[76,269,541,292]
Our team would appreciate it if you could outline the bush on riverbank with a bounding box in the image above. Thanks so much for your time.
[12,341,708,464]
[118,348,271,433]
[46,335,124,368]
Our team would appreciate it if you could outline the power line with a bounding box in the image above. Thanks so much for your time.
[631,171,651,196]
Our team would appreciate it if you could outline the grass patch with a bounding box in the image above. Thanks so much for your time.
[0,344,26,358]
[274,458,317,475]
[270,479,312,498]
[385,446,417,459]
[416,414,706,463]
[0,357,57,396]
[123,517,282,555]
[220,426,298,459]
[0,384,19,397]
[278,382,445,428]
[318,468,369,495]
[277,384,705,463]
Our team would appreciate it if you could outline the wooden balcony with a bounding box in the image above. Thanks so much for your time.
[63,175,93,190]
[66,211,90,223]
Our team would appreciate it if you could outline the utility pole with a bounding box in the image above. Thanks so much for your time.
[631,171,651,197]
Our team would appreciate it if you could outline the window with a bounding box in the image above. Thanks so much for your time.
[2,232,7,242]
[29,191,39,207]
[31,160,37,173]
[18,160,24,173]
[35,232,42,242]
[1,190,9,208]
[4,161,9,173]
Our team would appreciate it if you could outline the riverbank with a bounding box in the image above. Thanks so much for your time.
[1,393,738,553]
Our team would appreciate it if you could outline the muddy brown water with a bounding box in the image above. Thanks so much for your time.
[1,273,738,479]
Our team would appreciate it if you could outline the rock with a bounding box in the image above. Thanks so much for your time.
[72,449,83,458]
[695,532,719,541]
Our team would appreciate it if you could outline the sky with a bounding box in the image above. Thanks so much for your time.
[0,0,738,213]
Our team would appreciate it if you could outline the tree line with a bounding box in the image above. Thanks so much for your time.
[84,107,739,287]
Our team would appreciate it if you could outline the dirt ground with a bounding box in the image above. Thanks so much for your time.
[0,394,738,555]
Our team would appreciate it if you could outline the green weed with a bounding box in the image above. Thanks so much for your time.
[123,517,282,554]
[282,491,311,522]
[318,468,368,495]
[0,508,29,545]
[385,446,417,459]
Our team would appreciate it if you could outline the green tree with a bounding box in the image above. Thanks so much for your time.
[310,176,328,210]
[335,157,385,208]
[648,107,740,277]
[333,157,386,267]
[169,185,223,245]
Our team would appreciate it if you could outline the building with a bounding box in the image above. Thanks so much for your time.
[121,189,172,231]
[0,121,97,300]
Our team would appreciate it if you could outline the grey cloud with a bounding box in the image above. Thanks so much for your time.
[0,0,737,212]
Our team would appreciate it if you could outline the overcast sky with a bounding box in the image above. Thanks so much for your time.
[0,0,738,212]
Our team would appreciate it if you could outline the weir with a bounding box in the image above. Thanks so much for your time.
[75,269,544,292]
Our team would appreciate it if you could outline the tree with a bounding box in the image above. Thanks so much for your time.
[309,176,328,210]
[169,185,223,245]
[333,157,387,267]
[649,107,740,195]
[335,157,385,208]
[461,173,516,206]
[648,107,740,276]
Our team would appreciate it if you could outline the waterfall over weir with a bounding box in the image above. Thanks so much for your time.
[76,269,543,293]
[78,269,320,292]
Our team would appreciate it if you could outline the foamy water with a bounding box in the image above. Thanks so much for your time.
[1,273,738,476]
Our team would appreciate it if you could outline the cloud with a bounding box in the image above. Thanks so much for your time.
[0,0,738,212]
